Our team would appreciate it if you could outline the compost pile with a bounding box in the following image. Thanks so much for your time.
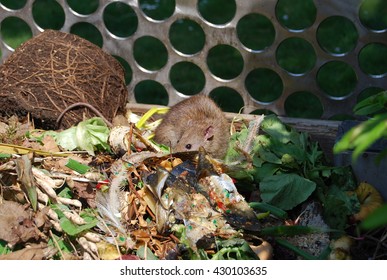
[0,32,386,260]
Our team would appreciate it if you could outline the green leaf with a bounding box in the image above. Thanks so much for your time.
[275,239,318,260]
[65,158,90,174]
[354,90,387,116]
[61,216,97,236]
[260,173,316,210]
[249,202,288,219]
[58,186,73,199]
[136,246,159,260]
[48,233,74,256]
[211,238,259,260]
[323,186,360,230]
[252,162,279,182]
[54,207,98,236]
[334,113,387,161]
[360,204,387,230]
[260,115,295,144]
[0,240,11,255]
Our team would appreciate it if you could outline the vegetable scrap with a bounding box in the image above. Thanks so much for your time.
[0,110,386,260]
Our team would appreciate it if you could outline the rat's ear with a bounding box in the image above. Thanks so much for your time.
[204,126,214,141]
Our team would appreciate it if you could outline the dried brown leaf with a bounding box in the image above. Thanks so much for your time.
[0,243,56,260]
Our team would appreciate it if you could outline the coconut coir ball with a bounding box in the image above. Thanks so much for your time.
[0,30,128,129]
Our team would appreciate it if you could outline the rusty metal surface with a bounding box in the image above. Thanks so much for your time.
[0,0,386,118]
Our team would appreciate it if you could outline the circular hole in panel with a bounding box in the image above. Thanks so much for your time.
[245,68,283,103]
[170,62,205,95]
[169,18,205,55]
[32,0,65,30]
[209,87,244,113]
[0,0,27,10]
[317,16,358,55]
[284,91,323,118]
[198,0,236,25]
[207,44,244,80]
[276,0,316,31]
[276,37,316,75]
[66,0,99,15]
[357,87,385,102]
[103,2,138,38]
[70,22,103,47]
[113,55,133,85]
[317,61,357,98]
[139,0,175,21]
[134,80,169,105]
[250,109,276,115]
[133,36,168,71]
[359,43,387,76]
[359,0,387,31]
[237,13,275,51]
[0,17,32,50]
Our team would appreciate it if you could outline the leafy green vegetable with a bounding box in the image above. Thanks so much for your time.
[52,117,110,156]
[260,174,316,210]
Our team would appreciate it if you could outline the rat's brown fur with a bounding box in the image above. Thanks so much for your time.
[154,95,230,158]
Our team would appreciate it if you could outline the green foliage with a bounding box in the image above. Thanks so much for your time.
[225,115,359,230]
[0,240,11,255]
[360,204,387,230]
[334,91,387,161]
[260,174,316,210]
[51,204,98,236]
[211,239,259,260]
[136,246,159,260]
[65,158,91,174]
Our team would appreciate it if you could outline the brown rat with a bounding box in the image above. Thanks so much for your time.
[154,95,230,158]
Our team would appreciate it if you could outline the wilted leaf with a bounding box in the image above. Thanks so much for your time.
[0,200,41,246]
[14,154,37,211]
[0,244,56,260]
[54,117,110,156]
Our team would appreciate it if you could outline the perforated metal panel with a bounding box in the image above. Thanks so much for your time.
[0,0,386,119]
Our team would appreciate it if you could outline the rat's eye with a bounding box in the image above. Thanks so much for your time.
[185,144,192,150]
